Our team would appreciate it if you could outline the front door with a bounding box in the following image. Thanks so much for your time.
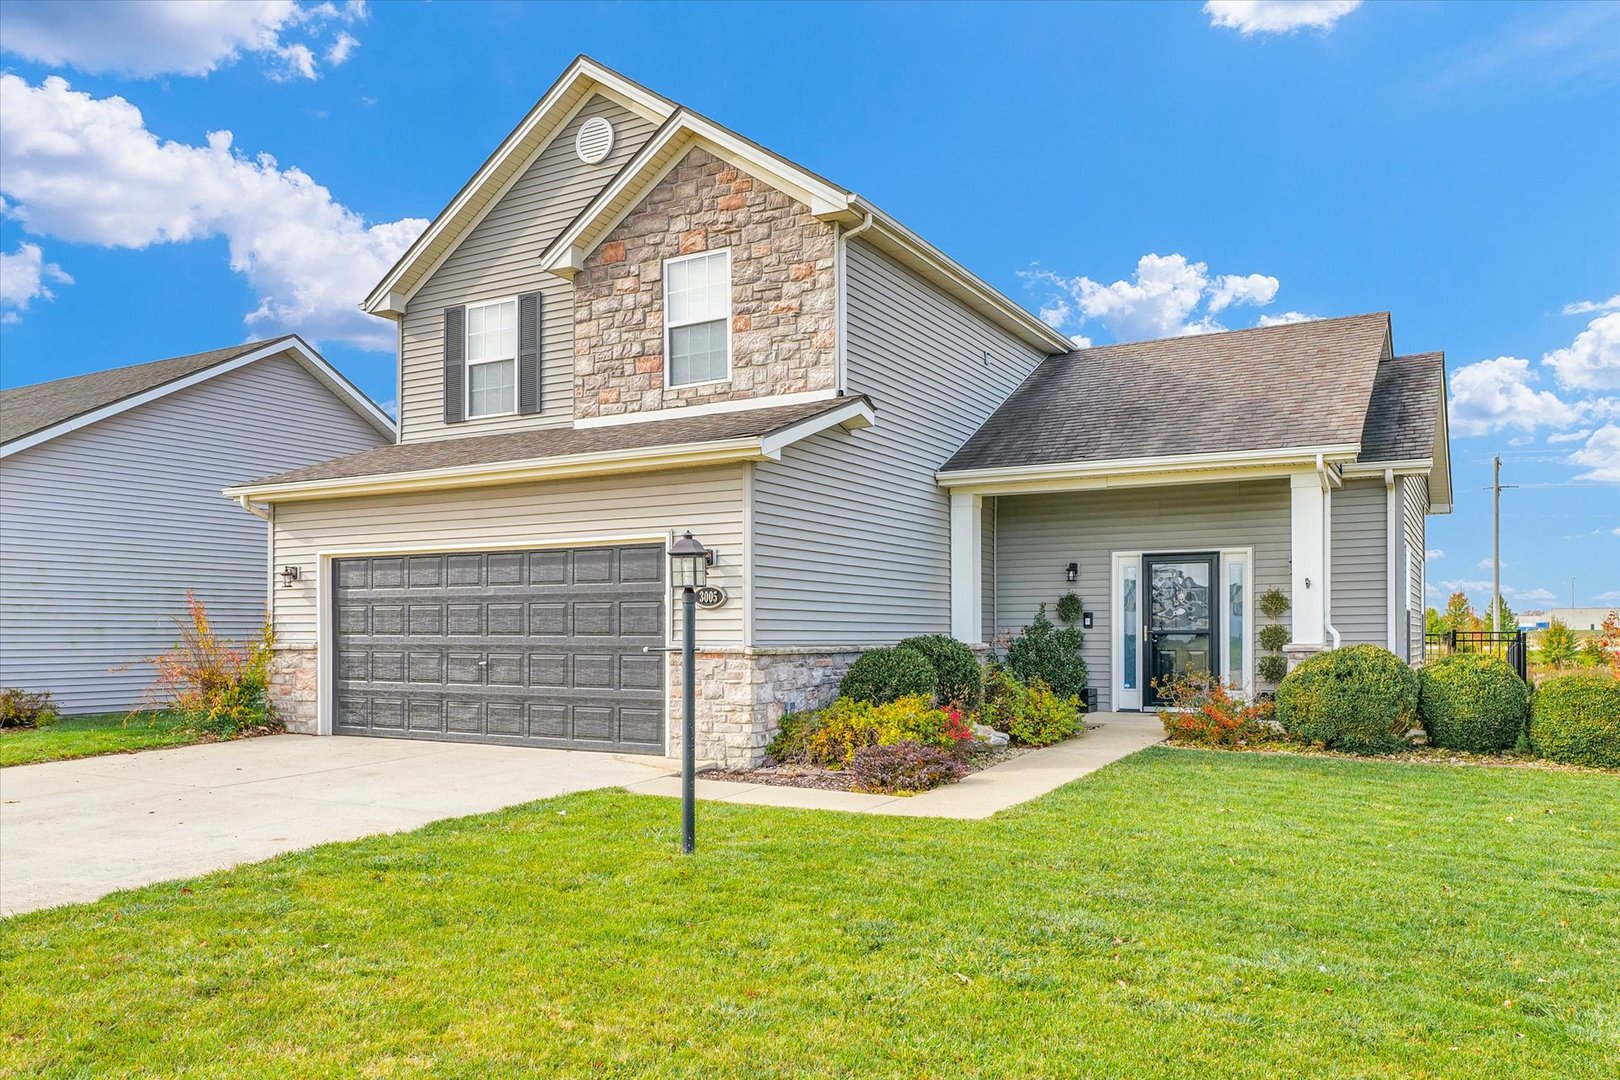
[1144,554,1219,706]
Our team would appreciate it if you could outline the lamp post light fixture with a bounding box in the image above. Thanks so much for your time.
[668,530,710,854]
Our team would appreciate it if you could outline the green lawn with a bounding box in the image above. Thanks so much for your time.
[3,748,1616,1078]
[0,711,201,767]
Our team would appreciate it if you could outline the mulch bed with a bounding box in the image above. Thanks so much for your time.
[706,740,1047,791]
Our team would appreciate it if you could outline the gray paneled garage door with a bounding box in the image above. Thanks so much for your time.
[332,544,666,752]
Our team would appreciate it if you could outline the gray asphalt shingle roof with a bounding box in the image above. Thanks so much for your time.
[0,340,278,445]
[1358,352,1444,463]
[239,396,869,488]
[942,313,1399,473]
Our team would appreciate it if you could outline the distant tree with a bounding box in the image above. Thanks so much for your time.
[1425,607,1443,637]
[1441,592,1476,634]
[1487,596,1516,634]
[1580,636,1606,667]
[1538,617,1579,669]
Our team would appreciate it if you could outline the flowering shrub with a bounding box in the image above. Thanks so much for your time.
[982,668,1083,747]
[1154,672,1274,747]
[848,740,969,794]
[147,592,276,738]
[786,695,973,768]
[0,687,58,730]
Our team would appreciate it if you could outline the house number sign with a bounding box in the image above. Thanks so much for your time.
[694,585,728,609]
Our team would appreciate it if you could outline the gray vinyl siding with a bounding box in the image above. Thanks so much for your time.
[0,356,388,713]
[400,94,657,443]
[994,480,1291,710]
[1404,474,1427,660]
[749,240,1046,644]
[1330,478,1388,648]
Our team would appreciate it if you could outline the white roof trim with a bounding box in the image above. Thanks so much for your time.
[1,337,395,459]
[573,388,838,429]
[759,397,874,458]
[361,56,676,316]
[937,443,1362,494]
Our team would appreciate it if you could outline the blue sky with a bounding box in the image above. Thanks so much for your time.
[1,0,1616,610]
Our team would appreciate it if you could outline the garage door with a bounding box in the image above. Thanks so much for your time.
[332,544,666,753]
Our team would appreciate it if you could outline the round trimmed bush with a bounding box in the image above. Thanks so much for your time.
[1274,644,1419,754]
[1528,673,1620,768]
[1419,653,1529,751]
[838,646,937,705]
[898,634,982,708]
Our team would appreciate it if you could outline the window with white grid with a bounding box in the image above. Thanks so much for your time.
[664,250,731,387]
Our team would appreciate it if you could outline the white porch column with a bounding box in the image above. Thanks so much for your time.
[950,490,983,643]
[1288,470,1329,657]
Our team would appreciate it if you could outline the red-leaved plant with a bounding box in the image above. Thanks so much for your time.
[1155,671,1274,747]
[146,591,276,737]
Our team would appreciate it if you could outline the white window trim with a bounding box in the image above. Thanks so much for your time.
[465,296,520,420]
[663,248,732,390]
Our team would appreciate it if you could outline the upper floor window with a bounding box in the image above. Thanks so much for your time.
[466,298,517,417]
[664,250,730,387]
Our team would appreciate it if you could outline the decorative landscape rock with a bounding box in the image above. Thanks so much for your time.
[973,723,1010,748]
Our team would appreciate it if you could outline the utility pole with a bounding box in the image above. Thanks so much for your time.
[1491,457,1516,632]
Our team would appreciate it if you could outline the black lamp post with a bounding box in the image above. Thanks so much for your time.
[668,530,710,855]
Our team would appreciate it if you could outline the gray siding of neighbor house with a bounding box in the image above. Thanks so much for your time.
[749,240,1047,645]
[1331,478,1388,648]
[399,94,657,444]
[0,355,388,713]
[994,480,1292,710]
[1405,474,1427,660]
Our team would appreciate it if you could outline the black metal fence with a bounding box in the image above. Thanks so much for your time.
[1423,629,1529,681]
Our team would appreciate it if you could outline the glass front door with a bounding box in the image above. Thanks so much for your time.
[1144,554,1219,706]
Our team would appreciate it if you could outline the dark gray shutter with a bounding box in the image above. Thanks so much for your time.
[518,291,542,415]
[443,305,466,424]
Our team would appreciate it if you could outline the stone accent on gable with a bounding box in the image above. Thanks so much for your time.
[573,146,838,419]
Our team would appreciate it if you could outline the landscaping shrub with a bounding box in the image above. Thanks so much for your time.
[1155,672,1274,747]
[1256,655,1289,685]
[765,710,819,763]
[847,740,968,794]
[1003,606,1087,699]
[1528,672,1620,768]
[897,634,982,708]
[982,668,1083,747]
[1419,653,1530,752]
[1258,624,1290,653]
[0,687,58,730]
[838,646,938,705]
[801,695,974,768]
[148,592,276,738]
[1274,644,1419,754]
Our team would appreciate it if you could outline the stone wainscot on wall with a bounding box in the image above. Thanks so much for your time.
[573,145,838,419]
[666,647,863,769]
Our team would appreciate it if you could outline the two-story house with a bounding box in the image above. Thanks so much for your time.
[226,57,1451,768]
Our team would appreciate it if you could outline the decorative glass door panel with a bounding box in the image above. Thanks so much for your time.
[1145,555,1218,706]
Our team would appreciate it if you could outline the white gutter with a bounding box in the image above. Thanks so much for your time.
[235,493,271,520]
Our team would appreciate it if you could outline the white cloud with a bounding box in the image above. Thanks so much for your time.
[1425,548,1445,561]
[1447,356,1584,437]
[1477,557,1508,571]
[1567,424,1620,483]
[1429,579,1560,604]
[1256,310,1321,327]
[1596,589,1620,603]
[1021,253,1289,343]
[1507,435,1535,447]
[0,241,73,324]
[1547,428,1592,444]
[1563,294,1620,316]
[0,0,366,81]
[1204,1,1362,36]
[1543,311,1620,392]
[1513,587,1559,604]
[0,74,425,350]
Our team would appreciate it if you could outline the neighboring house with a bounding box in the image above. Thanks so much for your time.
[224,57,1452,768]
[0,338,395,713]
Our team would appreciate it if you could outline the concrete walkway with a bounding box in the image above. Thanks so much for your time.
[624,712,1164,819]
[0,735,674,916]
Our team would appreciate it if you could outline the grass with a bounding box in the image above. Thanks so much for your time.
[3,748,1616,1078]
[0,711,202,767]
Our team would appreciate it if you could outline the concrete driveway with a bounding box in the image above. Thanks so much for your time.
[0,735,675,916]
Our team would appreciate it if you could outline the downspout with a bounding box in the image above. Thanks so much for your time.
[835,209,875,396]
[1316,454,1342,649]
[235,493,270,520]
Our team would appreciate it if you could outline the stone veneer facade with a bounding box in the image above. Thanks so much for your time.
[666,647,864,769]
[268,646,318,735]
[573,146,838,419]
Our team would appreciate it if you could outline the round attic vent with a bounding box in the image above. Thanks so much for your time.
[575,116,615,164]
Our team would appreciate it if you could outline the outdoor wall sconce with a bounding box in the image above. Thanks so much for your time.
[279,565,300,588]
[1065,562,1079,583]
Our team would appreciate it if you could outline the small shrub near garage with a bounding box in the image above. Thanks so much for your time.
[897,634,982,708]
[1419,653,1530,752]
[0,687,58,730]
[1274,644,1419,755]
[847,740,969,794]
[148,592,277,738]
[982,668,1083,747]
[796,695,975,768]
[838,646,938,705]
[1003,606,1088,699]
[1528,672,1620,769]
[1155,672,1274,747]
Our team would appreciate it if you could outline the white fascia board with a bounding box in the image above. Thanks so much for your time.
[223,437,764,504]
[935,444,1362,493]
[573,388,838,429]
[363,57,675,313]
[2,338,393,458]
[758,398,875,458]
[1341,458,1433,476]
